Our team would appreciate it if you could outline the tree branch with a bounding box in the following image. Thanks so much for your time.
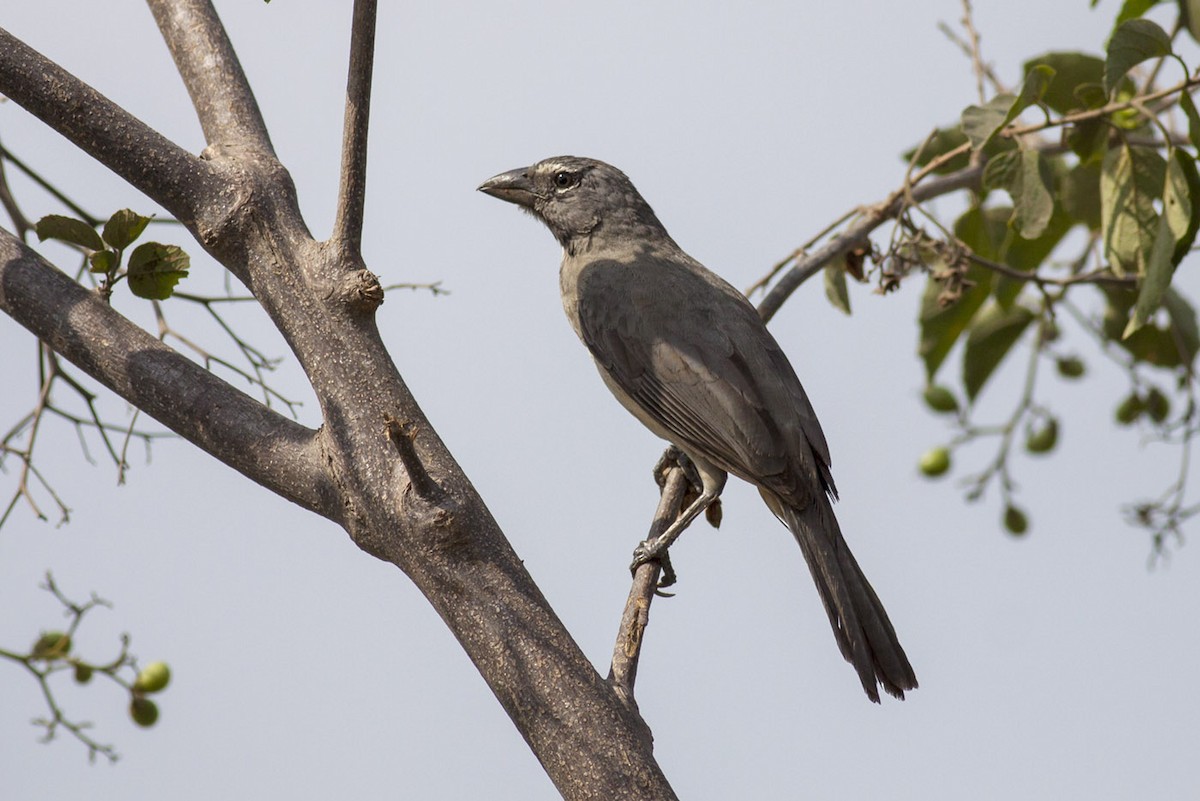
[331,0,377,255]
[0,27,223,225]
[0,230,331,516]
[146,0,275,154]
[756,163,984,323]
[1,16,681,799]
[609,465,689,707]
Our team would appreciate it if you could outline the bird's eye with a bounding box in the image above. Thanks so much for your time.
[553,171,575,189]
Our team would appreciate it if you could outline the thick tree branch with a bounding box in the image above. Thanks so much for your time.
[0,230,330,516]
[146,0,275,155]
[0,18,680,799]
[331,0,377,254]
[0,27,223,225]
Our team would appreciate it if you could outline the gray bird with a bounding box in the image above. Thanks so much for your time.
[479,156,916,702]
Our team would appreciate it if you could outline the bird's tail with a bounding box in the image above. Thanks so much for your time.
[761,489,917,703]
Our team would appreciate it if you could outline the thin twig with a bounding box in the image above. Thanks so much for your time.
[331,0,378,255]
[960,0,987,104]
[964,252,1137,288]
[0,142,99,226]
[0,135,35,238]
[609,465,689,707]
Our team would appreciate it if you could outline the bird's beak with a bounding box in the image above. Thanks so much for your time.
[477,167,537,209]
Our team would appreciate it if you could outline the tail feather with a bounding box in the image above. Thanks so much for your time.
[762,489,917,703]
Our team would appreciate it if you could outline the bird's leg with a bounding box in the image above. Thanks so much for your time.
[632,457,726,584]
[631,488,719,570]
[653,447,723,531]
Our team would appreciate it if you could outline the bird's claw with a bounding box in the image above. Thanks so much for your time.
[653,446,704,496]
[631,540,677,591]
[653,446,684,490]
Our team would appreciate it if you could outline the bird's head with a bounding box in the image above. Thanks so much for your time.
[478,156,668,253]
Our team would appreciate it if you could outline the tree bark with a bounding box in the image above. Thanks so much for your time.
[0,6,676,799]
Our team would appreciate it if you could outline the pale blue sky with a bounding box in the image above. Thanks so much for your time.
[2,2,1198,799]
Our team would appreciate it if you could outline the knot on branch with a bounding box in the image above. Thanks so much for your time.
[384,414,470,556]
[340,268,384,314]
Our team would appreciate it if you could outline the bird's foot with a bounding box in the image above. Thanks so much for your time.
[631,540,677,593]
[653,446,702,495]
[653,446,683,490]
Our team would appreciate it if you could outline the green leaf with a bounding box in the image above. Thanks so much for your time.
[955,205,1009,261]
[35,215,104,250]
[127,242,190,300]
[1164,287,1199,365]
[902,127,970,175]
[1125,212,1178,337]
[1074,83,1109,109]
[102,209,151,250]
[962,302,1036,400]
[982,150,1020,193]
[1012,150,1055,239]
[1105,19,1172,93]
[1179,91,1200,152]
[1060,161,1103,229]
[1023,52,1106,113]
[1005,205,1072,270]
[1183,0,1200,44]
[1169,148,1200,262]
[1102,285,1191,366]
[996,206,1073,309]
[1124,151,1194,337]
[88,249,117,274]
[1067,117,1110,163]
[962,94,1017,151]
[918,260,994,381]
[1065,160,1099,227]
[1011,65,1055,120]
[1101,143,1166,275]
[823,260,851,315]
[1116,0,1167,25]
[981,150,1055,241]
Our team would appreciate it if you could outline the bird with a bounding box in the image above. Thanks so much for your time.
[478,156,917,702]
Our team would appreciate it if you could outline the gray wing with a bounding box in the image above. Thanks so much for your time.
[572,254,835,504]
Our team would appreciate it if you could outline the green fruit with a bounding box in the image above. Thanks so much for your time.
[1115,394,1142,426]
[1056,357,1085,379]
[1025,418,1059,454]
[1145,388,1170,423]
[129,697,159,728]
[32,631,71,659]
[918,447,951,477]
[74,663,94,684]
[922,385,959,414]
[1039,319,1061,344]
[134,661,171,694]
[1004,505,1029,536]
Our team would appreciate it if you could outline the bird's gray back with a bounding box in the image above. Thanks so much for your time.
[561,244,835,507]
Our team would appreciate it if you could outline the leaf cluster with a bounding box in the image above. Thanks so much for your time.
[889,10,1200,541]
[35,209,189,300]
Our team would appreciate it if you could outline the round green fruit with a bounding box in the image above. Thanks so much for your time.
[32,631,71,659]
[129,697,159,728]
[1004,505,1029,536]
[1025,418,1059,454]
[134,661,171,694]
[1145,388,1170,423]
[74,663,94,684]
[1115,394,1142,426]
[1055,357,1085,379]
[922,385,959,414]
[918,447,951,477]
